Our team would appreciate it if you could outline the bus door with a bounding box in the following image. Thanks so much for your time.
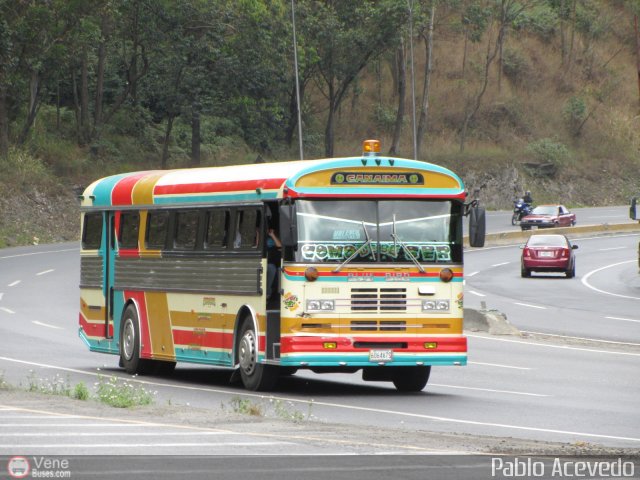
[103,211,116,339]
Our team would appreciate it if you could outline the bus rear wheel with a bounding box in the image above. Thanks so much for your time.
[119,305,154,375]
[392,366,431,392]
[237,319,278,391]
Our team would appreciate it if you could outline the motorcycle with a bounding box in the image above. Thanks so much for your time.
[511,198,532,225]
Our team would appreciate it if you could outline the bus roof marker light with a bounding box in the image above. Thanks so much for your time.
[363,139,381,156]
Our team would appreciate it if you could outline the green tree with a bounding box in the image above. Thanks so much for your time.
[299,0,406,157]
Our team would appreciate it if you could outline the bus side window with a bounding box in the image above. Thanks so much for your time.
[82,212,103,250]
[119,212,140,249]
[235,208,261,249]
[205,209,230,250]
[146,211,169,250]
[174,210,200,250]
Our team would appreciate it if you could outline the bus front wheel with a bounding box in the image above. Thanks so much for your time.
[119,305,154,375]
[237,319,278,391]
[392,366,431,392]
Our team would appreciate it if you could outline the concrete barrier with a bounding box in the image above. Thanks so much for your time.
[464,307,521,336]
[465,222,640,247]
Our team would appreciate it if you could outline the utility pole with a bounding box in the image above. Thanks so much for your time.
[635,14,640,108]
[291,0,304,160]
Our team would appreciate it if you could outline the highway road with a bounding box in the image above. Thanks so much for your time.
[0,209,638,462]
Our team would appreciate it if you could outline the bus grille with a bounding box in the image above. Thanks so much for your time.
[350,288,407,312]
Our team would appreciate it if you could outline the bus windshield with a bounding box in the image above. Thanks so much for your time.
[294,200,462,264]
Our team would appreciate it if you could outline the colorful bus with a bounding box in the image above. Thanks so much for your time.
[79,140,485,391]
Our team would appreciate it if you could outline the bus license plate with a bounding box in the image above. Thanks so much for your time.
[369,349,393,362]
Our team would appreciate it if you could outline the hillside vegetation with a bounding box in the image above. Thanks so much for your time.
[0,0,639,247]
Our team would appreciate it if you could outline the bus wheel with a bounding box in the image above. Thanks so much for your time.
[392,366,431,392]
[237,319,278,391]
[119,305,153,375]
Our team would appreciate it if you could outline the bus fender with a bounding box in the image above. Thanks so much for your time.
[232,305,259,366]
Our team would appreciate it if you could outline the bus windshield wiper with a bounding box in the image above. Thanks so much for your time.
[391,214,425,273]
[333,221,375,273]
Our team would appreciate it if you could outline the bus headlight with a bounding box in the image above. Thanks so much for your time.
[306,299,335,311]
[422,299,450,312]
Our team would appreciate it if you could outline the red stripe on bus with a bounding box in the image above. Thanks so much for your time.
[280,336,467,354]
[125,291,153,358]
[111,173,151,205]
[154,178,286,196]
[79,313,113,338]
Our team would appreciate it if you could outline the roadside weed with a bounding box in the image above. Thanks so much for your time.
[95,375,155,408]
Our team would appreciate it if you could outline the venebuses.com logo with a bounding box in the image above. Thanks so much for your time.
[7,457,30,479]
[6,456,71,478]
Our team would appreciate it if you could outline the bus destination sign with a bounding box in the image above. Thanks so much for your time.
[330,171,424,186]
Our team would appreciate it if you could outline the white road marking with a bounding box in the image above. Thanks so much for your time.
[605,316,640,324]
[468,361,531,370]
[467,334,640,356]
[1,432,233,437]
[466,271,479,277]
[0,293,3,301]
[8,281,20,287]
[0,355,637,444]
[0,442,290,448]
[598,247,626,251]
[468,290,486,297]
[491,262,510,267]
[581,260,640,300]
[514,302,546,309]
[519,330,640,346]
[430,383,546,397]
[32,321,63,330]
[36,269,54,276]
[0,248,77,260]
[0,307,15,314]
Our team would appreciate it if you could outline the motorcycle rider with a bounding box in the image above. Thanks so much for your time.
[523,190,533,206]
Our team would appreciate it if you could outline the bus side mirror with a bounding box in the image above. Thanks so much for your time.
[279,203,298,247]
[631,197,638,221]
[468,206,486,248]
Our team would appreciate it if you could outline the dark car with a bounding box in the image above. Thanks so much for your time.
[520,204,576,231]
[521,234,578,278]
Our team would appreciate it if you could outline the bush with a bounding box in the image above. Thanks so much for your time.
[525,138,570,166]
[563,96,587,137]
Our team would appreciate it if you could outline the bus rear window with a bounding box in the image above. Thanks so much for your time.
[205,209,230,249]
[82,213,103,250]
[146,211,169,249]
[119,212,140,249]
[174,210,200,250]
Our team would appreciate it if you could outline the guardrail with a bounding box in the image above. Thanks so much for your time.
[465,222,640,247]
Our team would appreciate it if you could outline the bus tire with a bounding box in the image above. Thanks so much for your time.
[119,304,154,375]
[237,318,278,391]
[392,366,431,392]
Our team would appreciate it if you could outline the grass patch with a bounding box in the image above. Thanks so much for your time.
[95,375,155,408]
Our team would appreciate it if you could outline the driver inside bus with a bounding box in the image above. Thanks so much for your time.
[266,218,282,299]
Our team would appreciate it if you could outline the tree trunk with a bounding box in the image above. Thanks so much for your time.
[388,41,406,156]
[72,70,81,141]
[80,48,91,145]
[460,21,503,152]
[0,84,9,158]
[161,115,175,169]
[324,80,336,157]
[191,103,201,166]
[416,4,435,159]
[462,29,469,78]
[18,69,40,145]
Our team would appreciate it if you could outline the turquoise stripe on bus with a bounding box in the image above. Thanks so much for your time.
[279,354,467,367]
[153,192,279,204]
[286,157,464,193]
[91,174,131,207]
